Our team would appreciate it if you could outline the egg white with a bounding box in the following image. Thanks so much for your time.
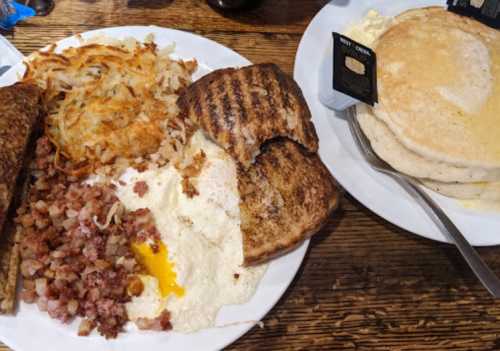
[126,275,167,321]
[118,131,267,332]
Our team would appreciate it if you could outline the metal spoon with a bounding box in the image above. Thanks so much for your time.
[347,106,500,298]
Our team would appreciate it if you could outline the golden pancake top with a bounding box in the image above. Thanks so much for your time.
[373,7,500,169]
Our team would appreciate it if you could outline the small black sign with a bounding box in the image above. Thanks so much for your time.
[447,0,500,28]
[332,33,378,106]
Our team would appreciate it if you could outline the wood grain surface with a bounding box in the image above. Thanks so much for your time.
[2,0,500,350]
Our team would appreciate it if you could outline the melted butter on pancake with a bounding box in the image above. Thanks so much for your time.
[468,47,500,159]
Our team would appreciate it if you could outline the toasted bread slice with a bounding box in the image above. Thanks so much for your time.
[177,63,318,169]
[238,139,338,265]
[0,82,44,313]
[0,83,43,233]
[0,223,21,314]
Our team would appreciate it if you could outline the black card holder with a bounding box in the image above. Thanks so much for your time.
[447,0,500,28]
[332,33,378,106]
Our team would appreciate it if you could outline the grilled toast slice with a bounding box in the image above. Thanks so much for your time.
[177,63,318,169]
[238,139,338,265]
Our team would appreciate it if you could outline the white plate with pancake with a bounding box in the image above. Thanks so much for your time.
[295,0,500,246]
[0,26,309,351]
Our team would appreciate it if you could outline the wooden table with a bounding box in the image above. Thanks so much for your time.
[2,1,500,350]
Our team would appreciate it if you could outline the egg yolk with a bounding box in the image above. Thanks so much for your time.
[131,241,184,298]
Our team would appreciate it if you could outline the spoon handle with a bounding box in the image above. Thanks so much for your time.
[397,175,500,298]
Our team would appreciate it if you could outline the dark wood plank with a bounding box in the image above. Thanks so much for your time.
[3,0,500,350]
[229,194,500,350]
[12,0,328,34]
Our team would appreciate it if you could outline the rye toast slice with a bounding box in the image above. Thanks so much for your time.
[0,82,44,313]
[238,139,338,265]
[0,223,21,313]
[177,63,318,169]
[0,83,43,233]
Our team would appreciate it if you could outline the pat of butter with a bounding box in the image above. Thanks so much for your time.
[344,10,393,48]
[318,10,392,111]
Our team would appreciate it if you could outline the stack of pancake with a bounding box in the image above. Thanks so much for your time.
[352,7,500,203]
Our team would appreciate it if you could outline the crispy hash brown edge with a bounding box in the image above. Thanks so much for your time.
[23,41,197,173]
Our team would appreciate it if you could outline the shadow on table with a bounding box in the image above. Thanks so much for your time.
[439,240,500,286]
[253,209,343,316]
[0,28,13,36]
[347,192,500,294]
[310,206,344,250]
[127,0,173,9]
[211,0,331,26]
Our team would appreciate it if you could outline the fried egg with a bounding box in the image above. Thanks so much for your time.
[126,275,167,321]
[117,131,267,332]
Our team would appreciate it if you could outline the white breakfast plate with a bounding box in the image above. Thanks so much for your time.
[0,26,309,351]
[294,0,500,246]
